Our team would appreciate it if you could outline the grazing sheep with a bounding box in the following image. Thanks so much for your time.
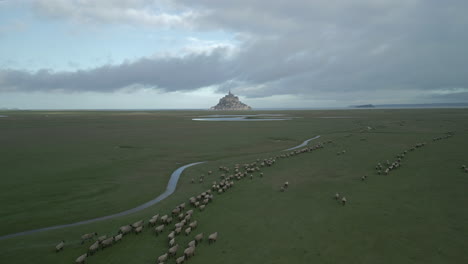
[75,253,87,264]
[166,217,173,224]
[175,227,182,235]
[184,214,192,221]
[88,241,99,255]
[176,255,185,264]
[155,225,165,234]
[462,165,466,169]
[114,234,123,242]
[191,178,195,183]
[160,215,168,223]
[169,238,176,247]
[208,232,218,244]
[168,231,175,240]
[134,226,143,234]
[132,220,144,228]
[185,227,192,236]
[157,253,168,263]
[341,197,347,206]
[184,246,196,258]
[195,233,203,244]
[168,244,179,257]
[188,240,196,248]
[284,181,289,188]
[80,232,97,244]
[98,235,107,243]
[361,175,367,181]
[189,221,197,229]
[149,217,158,227]
[199,205,206,211]
[280,186,285,192]
[186,209,194,216]
[101,237,114,249]
[55,240,64,252]
[119,225,132,235]
[172,208,181,216]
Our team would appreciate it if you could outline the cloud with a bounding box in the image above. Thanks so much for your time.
[0,47,236,92]
[3,0,468,105]
[32,0,197,28]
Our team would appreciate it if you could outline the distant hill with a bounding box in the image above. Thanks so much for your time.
[351,104,375,108]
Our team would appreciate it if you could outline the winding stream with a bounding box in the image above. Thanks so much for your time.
[0,162,205,240]
[0,135,322,240]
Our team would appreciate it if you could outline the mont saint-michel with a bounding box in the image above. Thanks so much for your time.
[210,91,252,110]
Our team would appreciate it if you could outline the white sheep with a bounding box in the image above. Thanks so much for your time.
[335,193,340,200]
[199,205,206,211]
[188,240,196,248]
[75,253,87,264]
[119,225,132,235]
[184,246,196,258]
[195,233,203,244]
[134,226,143,234]
[80,232,97,244]
[176,255,185,264]
[55,240,64,252]
[155,225,165,234]
[114,234,123,242]
[169,238,176,247]
[189,221,197,229]
[132,220,144,228]
[101,237,114,249]
[168,244,179,257]
[168,231,175,240]
[88,241,99,255]
[341,197,347,206]
[157,253,168,263]
[185,227,192,236]
[208,232,218,244]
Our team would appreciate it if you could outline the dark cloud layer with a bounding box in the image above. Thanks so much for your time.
[2,0,468,104]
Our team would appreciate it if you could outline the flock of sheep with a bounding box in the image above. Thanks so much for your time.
[54,141,326,263]
[55,131,462,263]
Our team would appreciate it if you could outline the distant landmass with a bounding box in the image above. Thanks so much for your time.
[211,91,252,110]
[352,104,375,108]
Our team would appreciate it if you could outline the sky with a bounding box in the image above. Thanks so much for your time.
[1,0,468,109]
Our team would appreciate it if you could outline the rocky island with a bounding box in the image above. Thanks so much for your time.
[211,91,252,110]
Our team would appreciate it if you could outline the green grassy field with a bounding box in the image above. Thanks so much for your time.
[0,109,467,264]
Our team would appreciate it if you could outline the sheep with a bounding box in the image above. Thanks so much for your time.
[172,208,181,216]
[160,215,168,223]
[185,227,192,236]
[155,224,165,234]
[184,246,196,259]
[191,178,195,183]
[149,217,158,227]
[98,235,107,243]
[284,181,289,188]
[199,205,206,211]
[177,213,185,221]
[189,221,198,229]
[166,217,173,224]
[132,220,144,228]
[194,233,203,244]
[186,209,194,216]
[168,231,175,240]
[169,238,176,247]
[80,232,97,244]
[118,226,131,236]
[114,234,123,242]
[280,186,285,192]
[75,253,87,264]
[178,203,186,210]
[168,244,179,257]
[157,253,168,263]
[208,232,218,244]
[88,241,99,255]
[55,240,64,252]
[152,214,160,220]
[176,255,185,264]
[175,227,182,235]
[188,240,196,248]
[462,165,466,169]
[101,237,114,249]
[341,197,347,206]
[361,175,367,181]
[134,226,143,234]
[184,214,192,221]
